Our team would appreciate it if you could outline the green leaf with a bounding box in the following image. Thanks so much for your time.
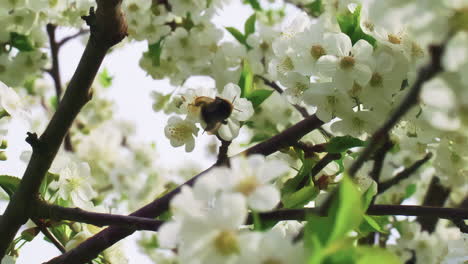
[325,135,366,154]
[244,0,261,10]
[304,0,324,17]
[281,152,313,196]
[21,227,39,242]
[249,132,272,144]
[244,14,256,37]
[336,5,376,47]
[10,32,35,51]
[252,210,279,231]
[362,181,377,210]
[49,96,58,110]
[356,246,401,264]
[327,176,364,243]
[0,175,21,199]
[98,68,113,88]
[145,38,164,67]
[246,89,273,108]
[39,172,58,199]
[238,60,254,98]
[226,27,246,46]
[282,185,320,208]
[404,183,417,199]
[359,215,387,233]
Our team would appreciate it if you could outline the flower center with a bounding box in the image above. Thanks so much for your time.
[128,3,139,12]
[310,45,325,60]
[450,7,468,32]
[235,175,259,196]
[370,72,383,87]
[278,56,294,73]
[388,34,401,44]
[168,123,193,141]
[213,230,239,256]
[340,56,355,70]
[349,82,362,97]
[263,258,283,264]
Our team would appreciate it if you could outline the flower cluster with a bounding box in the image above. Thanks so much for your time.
[157,155,304,264]
[163,83,254,151]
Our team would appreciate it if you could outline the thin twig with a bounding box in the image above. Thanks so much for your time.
[0,1,128,258]
[349,44,446,177]
[369,136,393,183]
[294,141,327,154]
[57,29,90,47]
[31,219,66,253]
[378,152,432,194]
[297,152,341,189]
[33,202,163,231]
[256,75,310,118]
[46,24,74,152]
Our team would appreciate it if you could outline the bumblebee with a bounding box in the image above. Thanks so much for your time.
[193,96,234,133]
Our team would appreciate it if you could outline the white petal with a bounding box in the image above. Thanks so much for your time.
[352,40,373,62]
[327,33,352,56]
[211,193,247,228]
[232,98,254,121]
[316,55,338,77]
[352,63,372,86]
[221,83,241,101]
[248,185,280,212]
[218,119,240,141]
[259,159,290,183]
[158,221,181,248]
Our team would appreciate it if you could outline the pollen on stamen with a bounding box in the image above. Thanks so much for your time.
[340,56,355,69]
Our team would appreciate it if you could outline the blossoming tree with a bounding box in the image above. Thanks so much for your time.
[0,0,467,263]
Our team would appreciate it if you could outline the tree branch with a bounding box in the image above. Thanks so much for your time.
[44,113,325,264]
[33,202,163,231]
[46,24,74,152]
[215,137,231,166]
[417,176,451,233]
[378,152,432,194]
[348,44,446,177]
[246,205,468,223]
[0,0,127,258]
[369,136,393,183]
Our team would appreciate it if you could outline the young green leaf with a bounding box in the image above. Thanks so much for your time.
[145,38,164,67]
[244,14,256,37]
[336,5,376,47]
[327,175,364,243]
[10,32,35,52]
[404,183,417,199]
[361,181,377,210]
[238,60,254,97]
[355,246,401,264]
[0,175,21,199]
[359,215,388,234]
[244,0,261,11]
[226,27,247,46]
[325,135,366,153]
[304,0,324,17]
[98,68,113,88]
[282,185,320,208]
[246,89,273,108]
